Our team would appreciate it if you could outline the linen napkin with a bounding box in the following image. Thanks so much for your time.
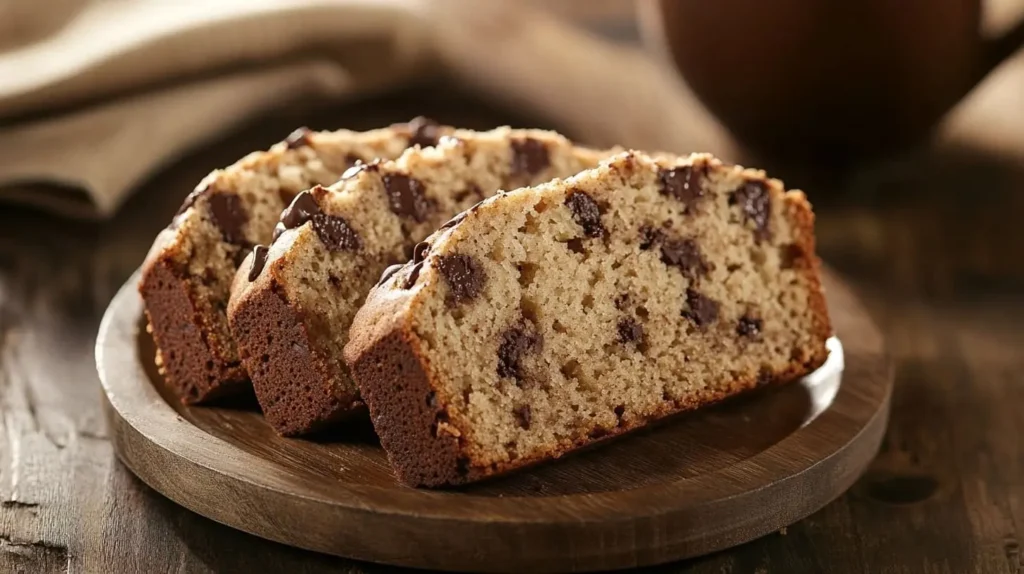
[0,0,737,218]
[1,0,1021,219]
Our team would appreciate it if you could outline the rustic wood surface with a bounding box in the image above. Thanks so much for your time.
[4,0,1024,540]
[2,86,1023,573]
[96,259,884,572]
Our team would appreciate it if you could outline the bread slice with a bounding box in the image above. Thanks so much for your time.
[344,151,832,487]
[139,118,449,404]
[227,128,615,436]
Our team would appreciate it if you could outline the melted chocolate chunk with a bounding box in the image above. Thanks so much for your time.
[412,241,431,263]
[658,165,705,210]
[176,186,207,216]
[403,261,424,289]
[565,191,605,238]
[438,254,485,305]
[731,181,772,241]
[589,427,610,439]
[382,173,433,222]
[497,321,541,380]
[283,127,313,149]
[513,404,532,430]
[274,190,360,251]
[404,116,442,148]
[377,263,404,287]
[208,193,248,245]
[737,316,763,338]
[510,138,551,176]
[440,211,467,230]
[660,238,709,278]
[248,245,269,281]
[280,190,321,230]
[312,212,361,252]
[682,288,719,328]
[617,317,645,346]
[565,238,586,254]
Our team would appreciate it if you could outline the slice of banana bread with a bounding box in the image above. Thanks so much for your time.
[139,118,450,404]
[227,128,615,436]
[344,151,832,487]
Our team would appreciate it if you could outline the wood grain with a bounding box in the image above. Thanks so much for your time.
[2,81,1024,572]
[97,266,888,568]
[97,264,888,571]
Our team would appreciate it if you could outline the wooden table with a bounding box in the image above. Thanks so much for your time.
[1,88,1023,573]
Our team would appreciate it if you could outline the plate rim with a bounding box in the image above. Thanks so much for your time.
[97,267,892,570]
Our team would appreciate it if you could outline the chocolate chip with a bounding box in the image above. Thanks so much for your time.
[589,427,610,439]
[565,191,605,238]
[737,316,763,338]
[377,264,403,287]
[403,261,424,289]
[566,238,586,254]
[682,288,719,328]
[438,254,485,305]
[403,117,442,148]
[617,317,645,346]
[513,405,531,430]
[510,138,551,177]
[412,241,431,263]
[176,186,207,216]
[659,165,705,210]
[283,127,313,149]
[382,173,433,222]
[248,245,269,281]
[440,211,467,230]
[660,238,709,278]
[497,321,541,379]
[208,193,248,245]
[312,212,361,252]
[639,225,662,250]
[280,190,321,230]
[274,189,360,251]
[779,243,804,269]
[731,181,772,242]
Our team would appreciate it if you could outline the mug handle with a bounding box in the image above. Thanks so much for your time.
[982,9,1024,76]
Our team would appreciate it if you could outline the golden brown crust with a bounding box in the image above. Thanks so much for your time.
[234,130,617,437]
[139,121,448,405]
[344,286,469,487]
[228,254,364,435]
[139,249,248,403]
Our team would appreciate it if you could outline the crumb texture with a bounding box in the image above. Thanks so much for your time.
[140,122,433,402]
[347,151,831,486]
[232,127,613,435]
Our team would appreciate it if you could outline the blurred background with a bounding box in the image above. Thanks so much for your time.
[1,0,1023,572]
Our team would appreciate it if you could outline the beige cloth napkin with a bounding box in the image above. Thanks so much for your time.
[0,0,737,218]
[2,0,1022,219]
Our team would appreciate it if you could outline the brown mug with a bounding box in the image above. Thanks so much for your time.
[639,0,1024,160]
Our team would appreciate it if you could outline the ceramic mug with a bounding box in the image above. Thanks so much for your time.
[639,0,1024,160]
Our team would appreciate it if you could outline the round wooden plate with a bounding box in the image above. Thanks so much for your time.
[96,267,891,573]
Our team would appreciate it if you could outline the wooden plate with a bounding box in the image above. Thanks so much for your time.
[96,267,891,572]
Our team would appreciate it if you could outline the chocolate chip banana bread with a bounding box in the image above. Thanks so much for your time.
[139,118,450,404]
[227,128,614,436]
[344,151,832,487]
